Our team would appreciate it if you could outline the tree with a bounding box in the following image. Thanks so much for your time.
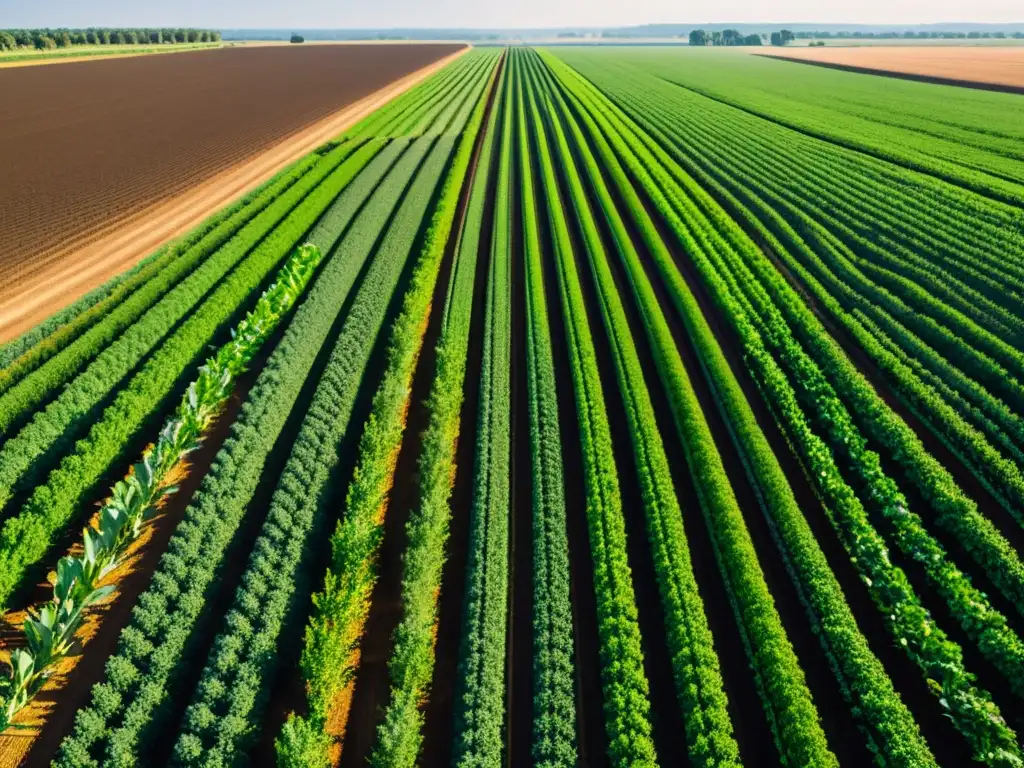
[772,29,794,45]
[711,30,723,46]
[688,29,708,46]
[722,28,743,45]
[290,34,305,43]
[198,30,208,42]
[186,29,199,43]
[210,30,221,42]
[33,33,55,50]
[54,30,71,47]
[744,34,762,46]
[0,32,15,51]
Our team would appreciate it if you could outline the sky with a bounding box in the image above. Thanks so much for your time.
[1,0,1021,29]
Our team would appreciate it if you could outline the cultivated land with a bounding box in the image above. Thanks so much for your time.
[2,42,1024,768]
[764,44,1024,90]
[0,43,464,340]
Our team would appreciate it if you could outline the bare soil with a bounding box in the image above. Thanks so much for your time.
[761,46,1024,92]
[0,44,466,343]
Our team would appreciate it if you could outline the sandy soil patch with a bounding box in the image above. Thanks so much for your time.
[762,45,1024,90]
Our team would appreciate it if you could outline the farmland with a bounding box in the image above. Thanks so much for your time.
[762,45,1024,91]
[0,43,464,341]
[2,40,1024,768]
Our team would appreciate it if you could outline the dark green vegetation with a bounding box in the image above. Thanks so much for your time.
[2,43,1023,768]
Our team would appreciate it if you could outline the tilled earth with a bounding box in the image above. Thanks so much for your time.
[0,43,463,280]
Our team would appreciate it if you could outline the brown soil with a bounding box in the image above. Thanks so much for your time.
[761,46,1024,92]
[0,43,467,343]
[0,369,255,768]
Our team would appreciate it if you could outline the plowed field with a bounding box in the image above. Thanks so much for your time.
[0,43,463,284]
[762,45,1024,91]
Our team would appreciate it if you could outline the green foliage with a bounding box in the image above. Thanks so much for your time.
[448,60,515,768]
[276,53,497,767]
[513,54,578,767]
[172,135,457,766]
[2,244,323,733]
[546,50,1024,765]
[527,50,743,767]
[0,141,367,613]
[54,140,401,768]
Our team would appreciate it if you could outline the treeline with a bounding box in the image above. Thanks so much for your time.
[688,29,763,46]
[0,28,221,51]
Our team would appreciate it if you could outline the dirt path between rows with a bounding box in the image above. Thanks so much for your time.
[0,46,467,345]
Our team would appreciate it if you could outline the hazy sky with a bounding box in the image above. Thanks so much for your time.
[2,0,1021,29]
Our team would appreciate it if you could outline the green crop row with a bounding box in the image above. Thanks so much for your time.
[596,49,1024,205]
[0,139,360,513]
[569,56,1024,617]
[547,54,1024,764]
[369,52,505,768]
[513,54,579,768]
[54,138,406,768]
[565,58,1024,531]
[170,135,453,767]
[538,52,838,768]
[526,51,743,766]
[0,140,382,613]
[275,51,498,766]
[591,66,1024,693]
[543,52,940,767]
[2,241,326,733]
[449,58,513,768]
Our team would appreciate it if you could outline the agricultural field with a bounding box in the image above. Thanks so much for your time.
[762,44,1024,91]
[1,40,1024,768]
[0,43,464,341]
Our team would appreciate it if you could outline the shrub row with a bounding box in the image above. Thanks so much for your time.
[546,52,940,767]
[529,54,741,766]
[170,135,453,767]
[584,64,1024,624]
[555,58,1024,764]
[514,57,579,767]
[369,53,505,768]
[0,140,375,613]
[54,138,407,768]
[448,62,514,768]
[1,243,324,733]
[275,53,498,766]
[539,53,837,768]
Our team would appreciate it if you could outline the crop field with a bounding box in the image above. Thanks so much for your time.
[1,41,1024,768]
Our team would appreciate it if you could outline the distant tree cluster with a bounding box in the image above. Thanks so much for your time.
[770,29,796,46]
[0,28,221,52]
[290,34,305,43]
[688,29,763,46]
